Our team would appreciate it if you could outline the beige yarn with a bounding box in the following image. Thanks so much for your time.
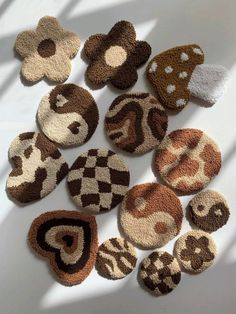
[15,16,80,82]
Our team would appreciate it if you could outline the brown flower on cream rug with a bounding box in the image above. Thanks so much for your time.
[15,16,80,82]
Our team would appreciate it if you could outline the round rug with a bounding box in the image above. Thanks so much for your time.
[154,128,222,193]
[96,237,137,279]
[28,210,98,286]
[37,84,99,147]
[188,190,230,232]
[174,230,217,273]
[105,93,168,154]
[139,251,181,296]
[119,183,183,249]
[67,149,130,214]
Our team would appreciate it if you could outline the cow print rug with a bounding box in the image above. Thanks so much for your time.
[7,132,68,203]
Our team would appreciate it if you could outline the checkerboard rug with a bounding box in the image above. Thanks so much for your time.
[67,149,130,213]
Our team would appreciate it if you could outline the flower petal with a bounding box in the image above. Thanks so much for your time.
[200,249,214,262]
[84,34,106,60]
[180,248,192,261]
[57,31,80,58]
[37,16,62,34]
[15,31,39,57]
[185,235,199,250]
[86,60,112,85]
[21,55,45,82]
[190,254,203,270]
[107,21,136,47]
[110,64,137,89]
[132,40,151,67]
[198,236,209,247]
[44,53,71,82]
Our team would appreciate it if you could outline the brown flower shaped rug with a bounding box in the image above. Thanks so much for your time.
[84,20,151,89]
[15,16,80,82]
[7,132,68,203]
[105,93,168,154]
[154,128,222,193]
[37,84,99,147]
[188,190,230,232]
[174,230,217,273]
[119,183,183,249]
[139,251,181,296]
[28,210,98,286]
[67,149,130,214]
[96,237,137,279]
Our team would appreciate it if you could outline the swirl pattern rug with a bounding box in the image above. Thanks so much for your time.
[105,93,168,154]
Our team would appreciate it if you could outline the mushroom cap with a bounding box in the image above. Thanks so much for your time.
[146,44,204,111]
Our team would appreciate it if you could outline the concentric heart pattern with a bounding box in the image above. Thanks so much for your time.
[6,17,230,295]
[28,210,98,286]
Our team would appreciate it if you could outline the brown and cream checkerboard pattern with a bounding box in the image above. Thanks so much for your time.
[67,149,130,213]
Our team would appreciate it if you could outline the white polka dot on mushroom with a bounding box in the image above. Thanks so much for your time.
[149,61,157,73]
[167,84,176,94]
[180,52,189,62]
[176,99,186,107]
[165,66,173,74]
[193,47,203,55]
[179,71,188,79]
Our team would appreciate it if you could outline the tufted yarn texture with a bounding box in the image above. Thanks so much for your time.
[96,237,137,279]
[188,190,230,232]
[15,16,80,82]
[119,183,183,249]
[7,132,68,203]
[105,92,168,154]
[174,230,217,273]
[28,210,98,286]
[37,84,99,147]
[84,20,151,89]
[154,128,222,193]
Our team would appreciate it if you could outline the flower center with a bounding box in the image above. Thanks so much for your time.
[37,39,56,58]
[104,45,127,68]
[195,247,201,254]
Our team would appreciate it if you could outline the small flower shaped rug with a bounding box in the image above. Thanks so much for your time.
[15,16,80,82]
[84,20,151,89]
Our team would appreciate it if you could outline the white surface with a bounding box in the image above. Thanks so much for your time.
[0,0,235,313]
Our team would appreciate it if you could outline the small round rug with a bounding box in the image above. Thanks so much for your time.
[96,237,137,279]
[174,230,217,273]
[139,251,181,296]
[189,190,230,232]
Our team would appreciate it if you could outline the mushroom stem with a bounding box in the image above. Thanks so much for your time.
[188,64,228,105]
